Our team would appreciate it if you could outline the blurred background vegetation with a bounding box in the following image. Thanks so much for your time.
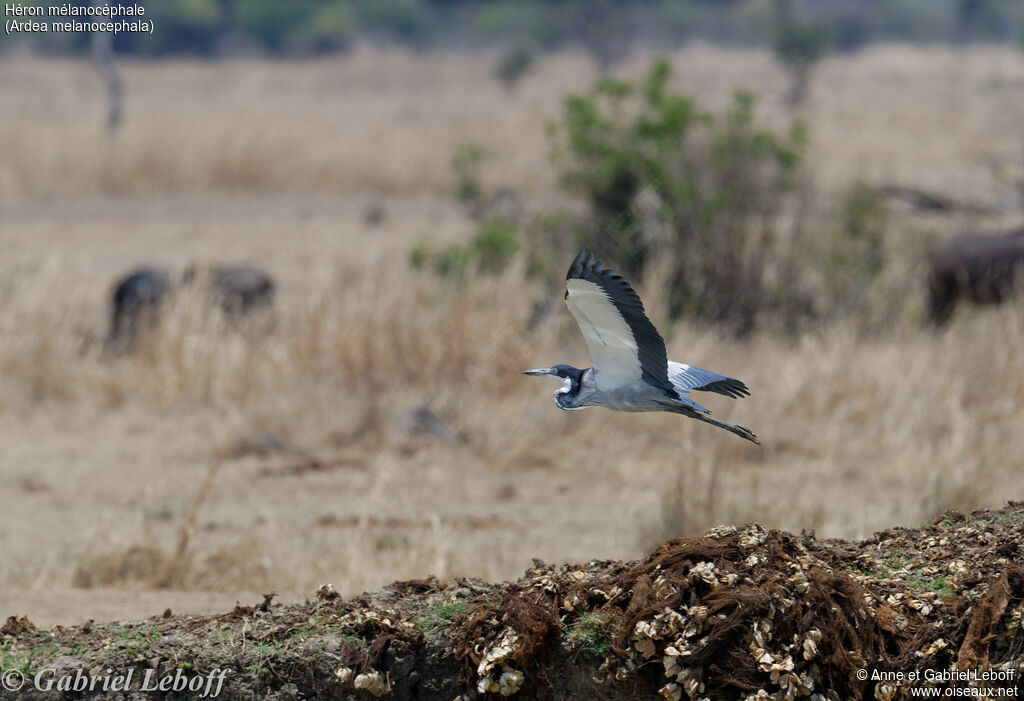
[7,0,1024,58]
[4,0,1024,616]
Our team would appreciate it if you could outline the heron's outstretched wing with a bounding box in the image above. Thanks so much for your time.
[564,249,675,395]
[668,361,750,400]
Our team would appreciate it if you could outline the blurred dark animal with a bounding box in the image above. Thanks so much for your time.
[106,264,275,352]
[185,264,276,319]
[927,229,1024,326]
[106,267,171,350]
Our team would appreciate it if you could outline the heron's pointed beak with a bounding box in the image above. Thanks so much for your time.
[522,367,555,377]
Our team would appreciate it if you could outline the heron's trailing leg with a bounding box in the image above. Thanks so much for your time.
[664,403,760,445]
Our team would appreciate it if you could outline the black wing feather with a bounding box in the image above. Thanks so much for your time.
[566,249,676,397]
[695,377,751,399]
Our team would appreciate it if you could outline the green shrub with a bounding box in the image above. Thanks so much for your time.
[473,218,520,273]
[820,181,887,316]
[450,141,489,208]
[413,138,523,286]
[414,56,892,334]
[551,57,807,334]
[410,218,520,286]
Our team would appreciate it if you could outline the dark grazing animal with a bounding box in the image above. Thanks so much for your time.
[107,264,275,350]
[927,229,1024,326]
[107,267,172,348]
[185,264,276,318]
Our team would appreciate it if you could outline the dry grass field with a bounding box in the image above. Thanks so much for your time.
[2,43,1024,626]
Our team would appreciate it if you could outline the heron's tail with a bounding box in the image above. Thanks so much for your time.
[660,401,760,445]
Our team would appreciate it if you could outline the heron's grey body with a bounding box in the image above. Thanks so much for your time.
[554,368,679,413]
[553,368,646,412]
[524,249,759,444]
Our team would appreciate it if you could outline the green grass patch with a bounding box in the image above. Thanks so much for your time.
[108,623,161,657]
[249,642,277,657]
[907,577,955,596]
[0,640,22,674]
[414,601,470,631]
[339,632,366,649]
[565,613,613,658]
[286,623,322,641]
[885,555,907,570]
[0,635,72,675]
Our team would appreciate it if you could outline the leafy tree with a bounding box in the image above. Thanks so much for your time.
[124,0,222,55]
[770,4,832,108]
[355,0,433,48]
[234,0,313,53]
[576,0,632,73]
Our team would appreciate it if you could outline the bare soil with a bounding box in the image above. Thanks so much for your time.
[4,503,1024,700]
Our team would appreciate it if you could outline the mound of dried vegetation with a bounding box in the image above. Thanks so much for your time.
[4,504,1024,700]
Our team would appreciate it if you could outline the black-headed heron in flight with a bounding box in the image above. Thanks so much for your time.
[524,249,759,444]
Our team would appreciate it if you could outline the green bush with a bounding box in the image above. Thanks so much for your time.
[473,218,521,273]
[450,141,489,208]
[551,57,807,334]
[413,138,523,286]
[413,56,894,334]
[820,181,887,316]
[410,218,520,286]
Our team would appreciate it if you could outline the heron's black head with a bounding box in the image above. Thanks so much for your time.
[522,364,585,407]
[523,364,583,381]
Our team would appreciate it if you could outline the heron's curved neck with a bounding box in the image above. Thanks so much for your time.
[555,367,595,409]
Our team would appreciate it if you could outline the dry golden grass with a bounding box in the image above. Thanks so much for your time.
[1,45,1024,621]
[3,44,1023,204]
